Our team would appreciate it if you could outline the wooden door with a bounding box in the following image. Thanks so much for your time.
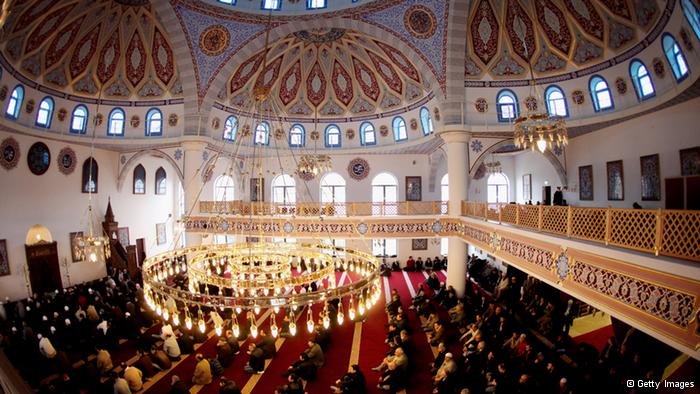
[542,186,551,206]
[136,238,146,266]
[665,178,684,209]
[25,242,62,295]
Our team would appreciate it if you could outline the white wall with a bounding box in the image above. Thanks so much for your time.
[0,130,181,300]
[564,97,700,208]
[513,151,562,204]
[468,155,516,203]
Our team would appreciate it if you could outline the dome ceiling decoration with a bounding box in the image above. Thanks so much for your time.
[219,29,427,118]
[465,0,663,79]
[1,0,181,99]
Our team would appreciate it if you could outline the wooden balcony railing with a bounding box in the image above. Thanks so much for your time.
[199,200,448,216]
[461,201,700,262]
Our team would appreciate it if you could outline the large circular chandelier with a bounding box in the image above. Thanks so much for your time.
[513,113,568,153]
[296,153,332,178]
[143,242,381,337]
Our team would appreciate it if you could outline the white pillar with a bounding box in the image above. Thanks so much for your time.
[181,140,207,247]
[442,131,470,296]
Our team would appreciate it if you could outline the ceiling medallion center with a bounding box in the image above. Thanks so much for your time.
[404,5,437,39]
[293,28,346,43]
[199,25,231,57]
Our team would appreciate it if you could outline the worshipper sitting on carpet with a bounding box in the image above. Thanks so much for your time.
[425,257,433,270]
[208,353,225,376]
[372,346,408,373]
[404,256,416,271]
[377,360,404,392]
[163,332,181,361]
[192,353,213,385]
[422,312,439,333]
[431,342,448,374]
[150,345,172,370]
[432,352,457,393]
[391,261,401,271]
[96,347,113,375]
[219,378,242,394]
[380,261,392,277]
[135,349,156,379]
[177,331,195,355]
[415,257,424,271]
[244,329,276,373]
[425,271,440,290]
[169,375,188,394]
[111,371,131,394]
[330,364,366,394]
[284,338,324,381]
[428,321,445,346]
[275,373,304,394]
[123,363,143,392]
[216,336,236,367]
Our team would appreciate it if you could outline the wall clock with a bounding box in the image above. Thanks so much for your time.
[27,142,51,175]
[347,157,370,181]
[57,147,77,175]
[0,137,20,170]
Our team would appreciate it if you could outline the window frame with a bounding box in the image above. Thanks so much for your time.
[70,105,89,134]
[36,97,54,128]
[629,59,656,101]
[307,0,326,9]
[223,116,238,141]
[254,121,270,145]
[261,0,281,10]
[6,85,24,120]
[496,89,519,122]
[360,122,376,146]
[107,108,125,136]
[81,157,99,194]
[589,75,615,112]
[325,124,341,148]
[662,33,690,82]
[271,174,296,208]
[289,124,305,147]
[133,164,146,195]
[145,108,163,136]
[155,167,167,195]
[544,85,568,117]
[371,172,398,216]
[487,173,509,204]
[681,0,700,41]
[420,107,433,135]
[392,116,408,142]
[320,172,347,216]
[214,175,235,202]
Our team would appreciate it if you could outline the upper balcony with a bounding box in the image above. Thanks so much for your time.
[199,200,448,217]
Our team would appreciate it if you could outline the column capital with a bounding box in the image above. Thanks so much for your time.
[440,130,470,144]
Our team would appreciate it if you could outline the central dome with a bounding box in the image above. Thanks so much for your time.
[218,28,429,119]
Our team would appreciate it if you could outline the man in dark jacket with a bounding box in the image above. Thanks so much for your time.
[245,330,276,373]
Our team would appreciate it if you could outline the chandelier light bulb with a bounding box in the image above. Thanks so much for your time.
[163,309,169,322]
[236,307,242,314]
[89,252,97,263]
[271,323,278,338]
[172,313,180,326]
[307,318,315,333]
[537,138,547,153]
[323,315,330,329]
[274,306,280,314]
[232,322,240,338]
[185,316,193,330]
[198,318,206,334]
[250,323,258,338]
[254,306,261,315]
[349,306,356,321]
[289,322,297,336]
[359,302,365,316]
[155,303,162,316]
[337,311,344,325]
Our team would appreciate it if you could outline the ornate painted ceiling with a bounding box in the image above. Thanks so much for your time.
[218,28,428,118]
[465,0,663,78]
[0,0,181,99]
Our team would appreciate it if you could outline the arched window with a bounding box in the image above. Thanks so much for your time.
[420,107,434,135]
[146,108,163,136]
[6,85,23,119]
[254,121,269,145]
[36,97,54,128]
[272,174,296,210]
[393,117,407,141]
[589,75,614,111]
[682,0,700,40]
[107,108,125,136]
[440,238,448,256]
[289,124,305,147]
[133,164,146,194]
[545,86,568,117]
[496,90,518,122]
[487,173,509,204]
[325,125,341,147]
[81,158,98,193]
[360,122,376,146]
[71,106,89,134]
[214,175,235,201]
[223,116,237,141]
[372,239,397,257]
[662,34,689,82]
[320,172,346,216]
[630,60,655,100]
[155,167,167,195]
[262,0,281,10]
[307,0,326,9]
[440,174,449,202]
[372,172,398,216]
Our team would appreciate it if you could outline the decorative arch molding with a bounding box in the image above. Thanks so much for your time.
[442,0,471,126]
[427,147,447,193]
[117,149,184,192]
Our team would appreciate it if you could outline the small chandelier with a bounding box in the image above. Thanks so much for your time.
[485,156,502,174]
[296,154,332,178]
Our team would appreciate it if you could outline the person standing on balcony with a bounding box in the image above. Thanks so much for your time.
[553,187,563,206]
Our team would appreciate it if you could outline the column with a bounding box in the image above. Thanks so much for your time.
[181,139,207,247]
[442,131,470,296]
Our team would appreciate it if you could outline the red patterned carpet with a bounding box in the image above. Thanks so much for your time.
[571,324,614,353]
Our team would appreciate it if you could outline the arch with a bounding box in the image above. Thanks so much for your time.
[214,175,235,201]
[254,121,270,145]
[662,33,690,82]
[440,173,449,201]
[392,116,407,141]
[155,167,167,195]
[108,108,125,136]
[496,89,519,122]
[223,115,238,141]
[70,105,89,134]
[420,107,434,135]
[681,0,700,40]
[487,172,509,203]
[35,97,54,128]
[325,124,341,147]
[6,85,24,119]
[146,108,163,136]
[117,149,184,192]
[289,124,305,147]
[372,171,398,215]
[82,157,98,193]
[272,174,296,205]
[25,225,53,245]
[133,164,146,194]
[629,59,655,101]
[544,85,568,117]
[589,75,614,112]
[320,172,346,215]
[427,147,446,192]
[360,122,376,146]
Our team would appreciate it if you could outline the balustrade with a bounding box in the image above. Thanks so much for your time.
[199,200,448,217]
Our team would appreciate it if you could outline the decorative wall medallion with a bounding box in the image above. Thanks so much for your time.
[433,107,441,121]
[130,115,140,128]
[347,157,370,181]
[475,98,488,112]
[174,149,183,161]
[615,77,628,94]
[470,139,483,153]
[553,145,563,156]
[168,113,178,127]
[120,155,127,165]
[25,99,35,113]
[274,128,284,140]
[680,28,693,51]
[27,142,51,175]
[94,113,104,126]
[0,137,20,170]
[524,96,538,111]
[473,163,486,180]
[346,128,355,140]
[199,25,230,57]
[571,90,585,105]
[431,221,443,234]
[310,130,320,140]
[379,125,389,137]
[202,151,209,161]
[211,117,220,129]
[241,124,251,136]
[556,252,569,280]
[410,118,418,130]
[652,57,665,78]
[356,222,368,235]
[283,221,294,234]
[0,86,7,101]
[404,5,437,39]
[490,232,500,250]
[57,147,76,175]
[57,108,67,122]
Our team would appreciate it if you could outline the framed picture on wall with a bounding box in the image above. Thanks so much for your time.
[579,165,594,200]
[156,223,166,245]
[0,239,9,276]
[69,231,84,262]
[640,154,661,201]
[607,160,624,200]
[523,174,532,201]
[405,176,422,201]
[412,238,428,250]
[680,146,700,176]
[118,227,130,248]
[250,178,264,202]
